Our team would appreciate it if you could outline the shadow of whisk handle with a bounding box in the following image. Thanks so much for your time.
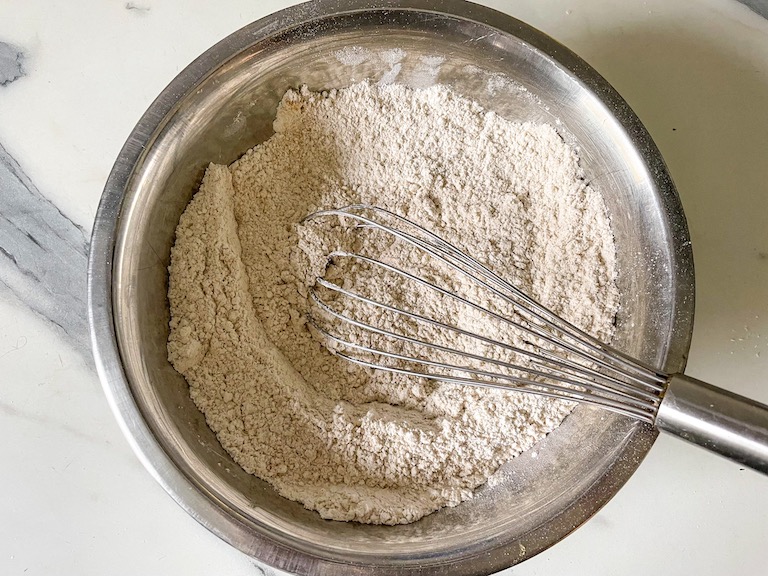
[656,374,768,475]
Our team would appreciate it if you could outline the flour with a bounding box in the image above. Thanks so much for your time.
[167,81,619,525]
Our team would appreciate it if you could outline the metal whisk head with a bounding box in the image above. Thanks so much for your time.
[302,205,670,424]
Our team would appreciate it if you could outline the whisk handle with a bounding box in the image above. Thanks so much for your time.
[656,374,768,474]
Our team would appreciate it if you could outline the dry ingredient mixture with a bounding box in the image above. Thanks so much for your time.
[167,81,619,525]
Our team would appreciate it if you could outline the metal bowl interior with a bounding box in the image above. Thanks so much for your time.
[88,2,694,575]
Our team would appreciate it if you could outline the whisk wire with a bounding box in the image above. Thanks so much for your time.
[324,249,663,395]
[309,205,665,389]
[374,206,665,377]
[310,291,655,410]
[313,274,661,406]
[329,349,656,423]
[303,205,668,422]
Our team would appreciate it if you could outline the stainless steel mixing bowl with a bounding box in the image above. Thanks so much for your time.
[87,1,695,574]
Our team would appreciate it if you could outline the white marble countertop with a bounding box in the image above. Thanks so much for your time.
[1,1,767,574]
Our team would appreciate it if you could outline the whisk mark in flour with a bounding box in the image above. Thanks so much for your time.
[167,81,619,524]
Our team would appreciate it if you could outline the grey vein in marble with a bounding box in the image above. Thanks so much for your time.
[125,2,151,13]
[0,42,25,86]
[0,143,90,359]
[738,0,768,20]
[251,562,287,576]
[0,398,99,445]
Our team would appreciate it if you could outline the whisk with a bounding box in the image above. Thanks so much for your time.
[303,205,768,474]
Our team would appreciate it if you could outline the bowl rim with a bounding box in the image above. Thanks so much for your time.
[87,1,695,574]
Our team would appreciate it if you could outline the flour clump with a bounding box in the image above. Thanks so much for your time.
[167,81,619,525]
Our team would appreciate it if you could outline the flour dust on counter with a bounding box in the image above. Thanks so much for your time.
[167,81,619,525]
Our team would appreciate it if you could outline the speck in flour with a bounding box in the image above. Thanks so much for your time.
[167,81,619,525]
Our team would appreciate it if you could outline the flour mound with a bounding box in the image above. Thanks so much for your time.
[167,81,619,525]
